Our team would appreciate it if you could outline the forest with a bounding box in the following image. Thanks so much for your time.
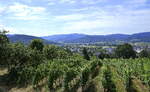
[0,30,150,92]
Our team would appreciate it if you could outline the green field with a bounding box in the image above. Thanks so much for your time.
[0,58,149,92]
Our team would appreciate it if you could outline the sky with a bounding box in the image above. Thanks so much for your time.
[0,0,150,36]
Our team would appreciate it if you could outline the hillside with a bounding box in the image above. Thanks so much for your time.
[7,34,57,45]
[65,34,130,43]
[42,33,86,42]
[126,32,150,42]
[7,32,150,44]
[42,32,150,43]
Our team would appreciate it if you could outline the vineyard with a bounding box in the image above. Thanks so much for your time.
[0,32,150,92]
[1,58,149,92]
[45,58,150,92]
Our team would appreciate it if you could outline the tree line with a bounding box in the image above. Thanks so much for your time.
[83,43,150,60]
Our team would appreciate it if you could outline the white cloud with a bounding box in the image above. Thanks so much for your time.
[50,0,150,34]
[123,0,148,8]
[59,4,150,34]
[46,0,75,5]
[63,18,124,31]
[7,3,46,20]
[81,0,107,4]
[0,7,3,13]
[54,14,86,21]
[63,20,103,31]
[46,0,107,5]
[128,0,147,4]
[0,24,16,34]
[1,0,150,35]
[60,0,76,4]
[48,2,55,5]
[0,6,6,15]
[0,24,4,28]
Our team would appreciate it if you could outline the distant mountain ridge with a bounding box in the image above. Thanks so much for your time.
[42,32,150,43]
[126,32,150,42]
[42,33,86,42]
[7,34,57,45]
[6,32,150,44]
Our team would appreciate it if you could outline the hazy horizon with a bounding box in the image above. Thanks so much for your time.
[0,0,150,36]
[6,31,150,37]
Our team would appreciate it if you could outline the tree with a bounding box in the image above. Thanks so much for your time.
[0,29,9,45]
[98,52,110,59]
[57,50,69,59]
[0,30,10,66]
[29,39,44,51]
[139,49,149,58]
[43,45,59,60]
[82,47,90,60]
[43,45,69,60]
[115,43,136,59]
[5,43,45,84]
